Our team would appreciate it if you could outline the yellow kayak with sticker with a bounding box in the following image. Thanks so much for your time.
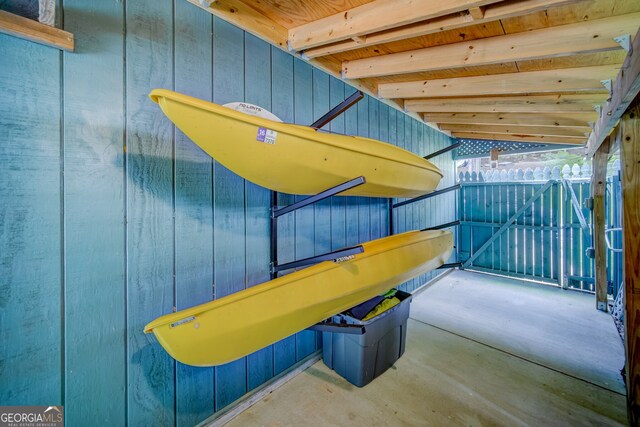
[144,229,453,367]
[149,89,443,197]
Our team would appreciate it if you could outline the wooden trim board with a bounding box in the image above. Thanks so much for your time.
[0,9,73,51]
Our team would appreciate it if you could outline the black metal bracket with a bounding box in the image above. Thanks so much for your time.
[423,142,461,160]
[438,262,463,269]
[271,245,364,274]
[421,220,460,231]
[307,322,366,335]
[270,177,366,279]
[310,90,364,129]
[273,176,366,219]
[270,90,366,281]
[392,184,460,209]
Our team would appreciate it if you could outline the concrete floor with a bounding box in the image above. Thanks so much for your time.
[226,270,628,426]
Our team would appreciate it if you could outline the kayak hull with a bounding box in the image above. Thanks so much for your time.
[144,230,453,367]
[150,89,443,198]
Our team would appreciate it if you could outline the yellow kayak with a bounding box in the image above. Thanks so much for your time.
[150,89,443,197]
[144,229,453,366]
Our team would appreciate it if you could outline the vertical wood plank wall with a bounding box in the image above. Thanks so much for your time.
[0,1,456,425]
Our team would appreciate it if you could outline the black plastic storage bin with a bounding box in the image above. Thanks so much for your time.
[322,290,411,387]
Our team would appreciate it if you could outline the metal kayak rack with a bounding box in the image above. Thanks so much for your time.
[266,91,461,335]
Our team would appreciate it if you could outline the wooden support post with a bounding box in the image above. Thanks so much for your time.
[591,136,610,312]
[622,96,640,425]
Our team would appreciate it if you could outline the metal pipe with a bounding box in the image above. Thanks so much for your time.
[272,245,364,273]
[423,142,461,160]
[392,184,460,209]
[310,90,364,129]
[273,176,366,218]
[421,220,460,231]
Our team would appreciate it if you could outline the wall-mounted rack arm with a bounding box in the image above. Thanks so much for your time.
[421,220,460,231]
[307,322,366,335]
[271,176,366,278]
[273,176,366,218]
[392,184,460,209]
[310,90,364,129]
[423,142,461,160]
[438,262,463,269]
[271,245,364,274]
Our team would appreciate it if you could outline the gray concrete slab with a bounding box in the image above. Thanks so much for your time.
[226,319,627,426]
[225,270,627,426]
[411,270,626,394]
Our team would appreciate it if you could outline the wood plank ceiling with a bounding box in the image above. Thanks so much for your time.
[193,0,640,147]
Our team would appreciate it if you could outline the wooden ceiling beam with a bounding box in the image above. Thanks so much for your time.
[587,26,640,157]
[410,96,606,114]
[186,0,288,49]
[405,94,607,113]
[379,65,619,99]
[301,0,577,59]
[342,13,640,79]
[423,112,596,127]
[440,123,591,137]
[287,0,504,52]
[452,132,586,144]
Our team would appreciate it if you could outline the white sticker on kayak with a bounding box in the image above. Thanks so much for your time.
[257,127,277,145]
[333,255,355,263]
[170,316,196,328]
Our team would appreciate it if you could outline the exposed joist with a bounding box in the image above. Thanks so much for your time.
[440,123,590,138]
[302,0,577,59]
[288,0,504,52]
[187,0,288,48]
[0,9,73,51]
[452,132,586,144]
[423,112,596,127]
[586,28,640,157]
[342,14,640,79]
[379,65,618,99]
[406,94,607,113]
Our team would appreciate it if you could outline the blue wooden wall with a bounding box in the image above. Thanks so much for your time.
[0,1,455,425]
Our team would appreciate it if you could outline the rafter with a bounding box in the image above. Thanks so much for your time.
[288,0,504,52]
[405,94,607,113]
[187,0,288,48]
[423,112,596,127]
[440,123,590,138]
[452,132,586,144]
[342,13,640,79]
[302,0,577,59]
[379,65,618,99]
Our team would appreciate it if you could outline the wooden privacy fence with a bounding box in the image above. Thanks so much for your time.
[458,161,623,295]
